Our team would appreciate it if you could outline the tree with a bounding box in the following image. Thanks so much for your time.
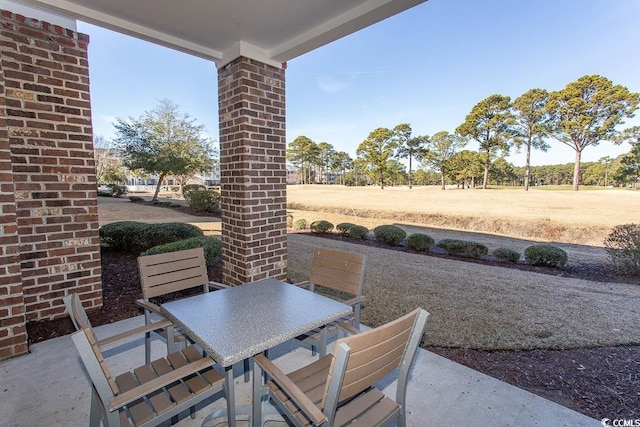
[421,131,466,190]
[94,135,126,185]
[615,143,640,188]
[330,151,352,185]
[114,99,215,201]
[356,127,398,189]
[447,150,485,188]
[511,89,551,191]
[393,123,428,189]
[456,94,514,189]
[287,136,319,184]
[316,142,335,184]
[546,75,640,191]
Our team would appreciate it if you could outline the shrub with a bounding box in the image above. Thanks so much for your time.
[492,247,521,263]
[99,221,148,253]
[437,239,467,255]
[182,184,207,203]
[169,186,180,192]
[107,183,127,197]
[524,244,567,268]
[144,222,204,249]
[142,236,222,266]
[293,219,307,230]
[188,189,221,213]
[373,225,406,246]
[128,196,145,203]
[336,222,356,236]
[99,221,204,254]
[348,225,369,240]
[286,213,294,228]
[407,233,434,251]
[604,223,640,275]
[310,220,334,234]
[437,239,488,259]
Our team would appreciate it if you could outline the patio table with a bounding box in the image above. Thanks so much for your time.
[160,278,352,426]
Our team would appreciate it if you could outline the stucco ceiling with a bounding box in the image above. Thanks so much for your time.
[16,0,427,68]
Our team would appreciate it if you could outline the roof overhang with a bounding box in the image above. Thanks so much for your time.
[10,0,427,68]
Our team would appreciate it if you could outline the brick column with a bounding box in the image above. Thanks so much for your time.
[218,57,287,285]
[0,58,27,359]
[0,10,102,358]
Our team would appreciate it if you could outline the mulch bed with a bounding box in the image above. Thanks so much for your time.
[26,225,640,421]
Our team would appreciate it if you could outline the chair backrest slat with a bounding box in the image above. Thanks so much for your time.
[308,248,366,296]
[138,247,209,299]
[330,308,425,403]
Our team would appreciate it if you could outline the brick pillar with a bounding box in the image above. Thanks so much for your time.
[218,57,287,285]
[0,10,101,358]
[0,57,27,359]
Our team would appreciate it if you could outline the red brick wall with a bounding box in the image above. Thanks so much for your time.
[0,56,27,359]
[218,57,287,285]
[0,10,101,358]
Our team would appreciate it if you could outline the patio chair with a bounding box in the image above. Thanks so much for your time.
[293,247,367,357]
[252,308,429,427]
[137,247,228,364]
[65,293,226,427]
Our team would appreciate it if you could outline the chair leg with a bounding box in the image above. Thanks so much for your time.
[144,330,151,365]
[89,387,102,427]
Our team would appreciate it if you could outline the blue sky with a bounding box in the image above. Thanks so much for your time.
[80,0,640,167]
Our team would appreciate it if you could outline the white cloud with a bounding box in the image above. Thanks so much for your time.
[316,74,352,93]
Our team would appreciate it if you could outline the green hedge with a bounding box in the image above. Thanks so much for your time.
[99,221,204,254]
[524,244,567,268]
[142,236,222,266]
[348,225,369,240]
[310,220,334,234]
[292,219,307,230]
[492,247,521,263]
[336,222,356,236]
[373,225,406,246]
[437,239,488,259]
[407,233,434,251]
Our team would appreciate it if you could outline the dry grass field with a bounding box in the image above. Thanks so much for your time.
[287,185,640,246]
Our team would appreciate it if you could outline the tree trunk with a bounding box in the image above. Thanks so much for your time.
[525,141,531,191]
[152,172,166,201]
[380,171,385,189]
[408,155,413,189]
[440,171,446,190]
[483,149,490,189]
[573,149,582,191]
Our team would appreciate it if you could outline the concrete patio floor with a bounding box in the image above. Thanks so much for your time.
[0,316,600,427]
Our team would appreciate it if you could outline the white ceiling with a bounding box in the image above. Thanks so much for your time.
[15,0,427,68]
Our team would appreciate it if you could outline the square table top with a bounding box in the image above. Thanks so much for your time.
[160,278,352,367]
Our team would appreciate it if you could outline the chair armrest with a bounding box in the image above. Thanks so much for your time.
[109,357,216,411]
[136,299,163,316]
[207,280,231,290]
[98,319,173,347]
[336,321,361,336]
[343,295,366,307]
[253,354,327,426]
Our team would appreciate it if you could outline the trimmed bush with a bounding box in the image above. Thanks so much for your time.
[128,196,145,203]
[293,219,307,230]
[97,190,113,197]
[524,244,567,268]
[492,247,521,263]
[107,183,127,197]
[99,221,204,254]
[348,225,369,240]
[310,220,334,234]
[188,189,221,213]
[142,236,222,266]
[437,239,488,259]
[407,233,434,251]
[604,223,640,275]
[373,225,406,246]
[99,221,148,253]
[144,222,204,248]
[336,222,356,236]
[437,239,467,255]
[182,184,207,203]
